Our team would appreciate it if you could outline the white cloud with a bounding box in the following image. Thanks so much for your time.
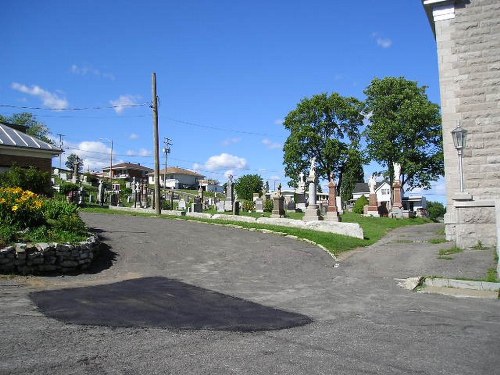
[129,133,139,140]
[110,95,141,114]
[194,153,248,172]
[11,82,69,110]
[372,32,392,48]
[222,137,241,146]
[126,148,151,157]
[61,141,112,172]
[262,138,282,150]
[70,64,115,80]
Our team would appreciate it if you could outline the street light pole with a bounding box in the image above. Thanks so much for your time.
[451,121,467,193]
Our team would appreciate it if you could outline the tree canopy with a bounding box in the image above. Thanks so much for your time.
[0,112,54,145]
[234,174,263,201]
[282,93,364,191]
[363,77,443,191]
[65,153,83,174]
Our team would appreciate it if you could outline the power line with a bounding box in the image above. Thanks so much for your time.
[0,103,150,111]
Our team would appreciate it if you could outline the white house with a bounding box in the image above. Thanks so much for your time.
[148,167,205,189]
[352,181,392,208]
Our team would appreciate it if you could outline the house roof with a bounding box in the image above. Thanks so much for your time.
[353,181,389,194]
[0,122,62,155]
[102,162,153,172]
[148,166,204,178]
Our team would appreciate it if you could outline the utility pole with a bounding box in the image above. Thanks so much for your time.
[57,133,65,169]
[152,72,161,215]
[163,137,172,189]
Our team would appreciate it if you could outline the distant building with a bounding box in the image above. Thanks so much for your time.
[351,181,392,209]
[0,122,62,174]
[102,162,153,181]
[148,167,205,189]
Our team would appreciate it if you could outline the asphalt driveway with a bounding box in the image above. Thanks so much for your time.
[0,213,498,374]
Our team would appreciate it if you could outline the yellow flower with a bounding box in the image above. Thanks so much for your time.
[0,198,5,204]
[12,205,18,212]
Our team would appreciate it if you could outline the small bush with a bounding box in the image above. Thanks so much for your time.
[264,199,274,213]
[242,200,255,212]
[353,196,369,214]
[0,187,45,228]
[59,182,80,195]
[0,166,52,196]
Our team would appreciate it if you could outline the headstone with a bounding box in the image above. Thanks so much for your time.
[178,199,186,211]
[304,159,322,221]
[366,174,379,217]
[192,197,202,213]
[216,201,225,212]
[255,198,264,212]
[98,180,104,206]
[233,201,240,215]
[286,198,296,211]
[271,195,285,218]
[325,174,340,222]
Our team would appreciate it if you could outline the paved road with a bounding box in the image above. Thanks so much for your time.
[0,213,498,374]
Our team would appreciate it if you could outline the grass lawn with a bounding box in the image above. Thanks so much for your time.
[81,207,431,256]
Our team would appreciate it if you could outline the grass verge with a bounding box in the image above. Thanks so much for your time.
[81,207,431,255]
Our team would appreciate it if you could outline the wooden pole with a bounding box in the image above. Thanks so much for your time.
[152,73,161,215]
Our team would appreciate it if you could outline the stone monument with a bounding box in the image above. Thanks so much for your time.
[325,172,340,222]
[295,171,306,212]
[224,175,234,211]
[391,162,403,218]
[303,157,322,221]
[271,183,285,218]
[366,174,379,217]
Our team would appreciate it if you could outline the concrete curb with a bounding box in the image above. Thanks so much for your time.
[423,277,500,292]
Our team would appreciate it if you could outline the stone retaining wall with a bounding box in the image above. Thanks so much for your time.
[0,235,100,274]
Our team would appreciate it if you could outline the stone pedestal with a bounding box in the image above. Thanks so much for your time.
[295,191,306,212]
[271,196,285,218]
[304,204,322,221]
[366,193,379,217]
[392,181,403,208]
[325,180,340,222]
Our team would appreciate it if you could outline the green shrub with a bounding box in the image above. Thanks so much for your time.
[242,200,255,212]
[353,195,369,214]
[0,187,45,228]
[59,182,80,195]
[427,201,446,221]
[264,199,274,212]
[43,198,79,221]
[0,166,52,196]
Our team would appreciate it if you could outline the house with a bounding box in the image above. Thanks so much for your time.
[422,0,499,257]
[0,122,62,174]
[351,181,392,209]
[199,179,224,193]
[102,162,153,181]
[148,167,205,189]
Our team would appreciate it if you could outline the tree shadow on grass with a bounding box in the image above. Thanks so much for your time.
[30,277,313,332]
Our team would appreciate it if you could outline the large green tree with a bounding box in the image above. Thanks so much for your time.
[339,148,365,205]
[364,77,443,191]
[282,92,364,192]
[0,112,54,144]
[234,174,263,201]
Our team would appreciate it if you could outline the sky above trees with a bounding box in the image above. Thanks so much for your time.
[0,1,446,202]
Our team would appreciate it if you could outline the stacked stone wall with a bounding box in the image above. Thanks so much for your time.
[0,235,100,274]
[436,0,500,202]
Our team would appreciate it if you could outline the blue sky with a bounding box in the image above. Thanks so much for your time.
[0,1,446,202]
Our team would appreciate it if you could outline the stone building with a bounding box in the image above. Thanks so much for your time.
[422,0,499,269]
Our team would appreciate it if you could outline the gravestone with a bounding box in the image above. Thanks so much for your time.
[216,201,225,212]
[255,198,264,213]
[325,174,340,222]
[178,199,186,211]
[303,158,322,221]
[271,184,285,218]
[366,174,379,217]
[192,197,203,213]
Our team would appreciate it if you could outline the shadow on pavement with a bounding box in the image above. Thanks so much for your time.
[30,277,313,331]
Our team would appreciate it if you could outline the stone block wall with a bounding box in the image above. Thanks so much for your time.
[426,0,499,263]
[0,235,100,274]
[433,0,500,202]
